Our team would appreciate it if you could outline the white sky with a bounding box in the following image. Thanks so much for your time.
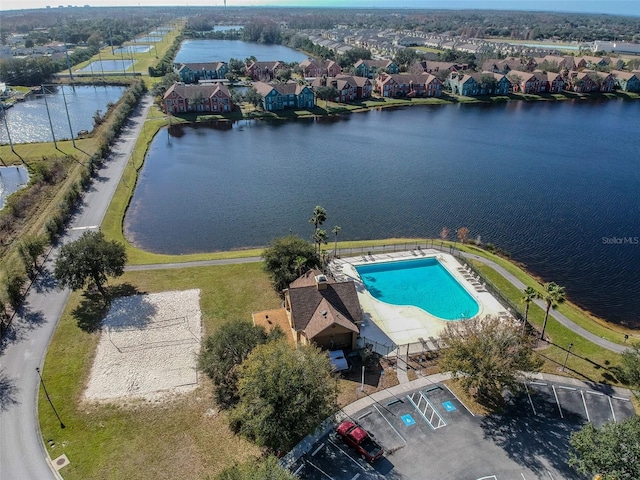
[2,0,639,16]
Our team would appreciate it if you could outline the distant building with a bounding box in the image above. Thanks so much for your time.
[376,73,442,98]
[245,61,287,81]
[611,70,640,92]
[173,62,229,83]
[253,81,315,111]
[162,82,233,114]
[299,58,342,78]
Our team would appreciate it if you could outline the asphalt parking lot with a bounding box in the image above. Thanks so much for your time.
[288,378,635,480]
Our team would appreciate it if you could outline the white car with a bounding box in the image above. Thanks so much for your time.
[328,350,349,372]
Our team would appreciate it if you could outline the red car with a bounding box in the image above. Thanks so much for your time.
[335,420,384,463]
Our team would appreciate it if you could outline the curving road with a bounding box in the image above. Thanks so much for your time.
[0,93,629,480]
[0,94,154,480]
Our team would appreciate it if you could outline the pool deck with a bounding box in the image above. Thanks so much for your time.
[328,250,509,354]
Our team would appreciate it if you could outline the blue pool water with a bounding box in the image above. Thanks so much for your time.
[356,258,479,320]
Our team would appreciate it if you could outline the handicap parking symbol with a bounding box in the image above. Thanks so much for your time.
[442,401,456,412]
[401,414,416,426]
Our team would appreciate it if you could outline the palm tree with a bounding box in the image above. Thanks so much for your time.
[294,256,307,277]
[309,206,327,235]
[332,225,341,257]
[539,282,566,340]
[521,286,538,334]
[313,229,327,255]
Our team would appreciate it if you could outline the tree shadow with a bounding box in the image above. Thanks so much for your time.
[481,393,585,479]
[0,305,46,355]
[32,268,57,294]
[0,369,20,411]
[71,283,146,333]
[71,290,110,333]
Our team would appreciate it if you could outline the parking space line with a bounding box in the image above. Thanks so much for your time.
[586,390,605,396]
[608,396,617,423]
[443,383,475,417]
[312,443,325,456]
[350,474,361,480]
[557,385,576,391]
[358,410,372,420]
[328,438,368,472]
[552,385,563,419]
[521,473,526,479]
[547,470,555,479]
[306,460,334,479]
[476,476,497,480]
[373,404,406,443]
[524,383,537,416]
[294,463,305,475]
[612,395,631,401]
[530,381,547,386]
[580,390,591,423]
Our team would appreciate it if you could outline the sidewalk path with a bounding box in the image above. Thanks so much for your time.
[0,94,154,480]
[127,247,629,354]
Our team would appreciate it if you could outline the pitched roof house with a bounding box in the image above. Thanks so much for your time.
[354,59,399,77]
[245,61,286,81]
[507,70,543,94]
[253,81,315,111]
[284,270,362,350]
[563,71,597,93]
[446,72,479,96]
[299,58,342,78]
[173,62,229,83]
[311,76,356,102]
[611,70,640,92]
[376,73,442,98]
[162,82,234,114]
[312,75,373,101]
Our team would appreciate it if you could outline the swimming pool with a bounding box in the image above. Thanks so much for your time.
[355,257,479,320]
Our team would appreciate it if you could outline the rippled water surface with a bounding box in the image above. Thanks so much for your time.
[0,85,125,144]
[0,166,29,209]
[125,100,640,327]
[175,39,310,63]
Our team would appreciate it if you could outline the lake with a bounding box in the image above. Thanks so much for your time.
[0,85,125,144]
[125,99,640,328]
[174,39,310,64]
[0,166,29,209]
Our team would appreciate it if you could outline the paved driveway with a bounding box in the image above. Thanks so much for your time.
[289,378,635,480]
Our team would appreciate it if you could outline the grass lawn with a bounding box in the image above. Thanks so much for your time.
[39,244,638,478]
[39,263,281,480]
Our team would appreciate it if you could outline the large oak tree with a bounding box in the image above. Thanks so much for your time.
[230,341,338,453]
[439,315,542,405]
[569,416,640,480]
[54,231,126,300]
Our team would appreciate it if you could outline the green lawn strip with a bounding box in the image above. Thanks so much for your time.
[470,259,624,385]
[458,243,635,344]
[39,263,279,480]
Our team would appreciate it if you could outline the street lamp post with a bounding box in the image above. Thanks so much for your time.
[35,367,65,429]
[562,343,574,372]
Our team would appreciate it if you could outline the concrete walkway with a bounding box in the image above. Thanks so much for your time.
[125,247,630,354]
